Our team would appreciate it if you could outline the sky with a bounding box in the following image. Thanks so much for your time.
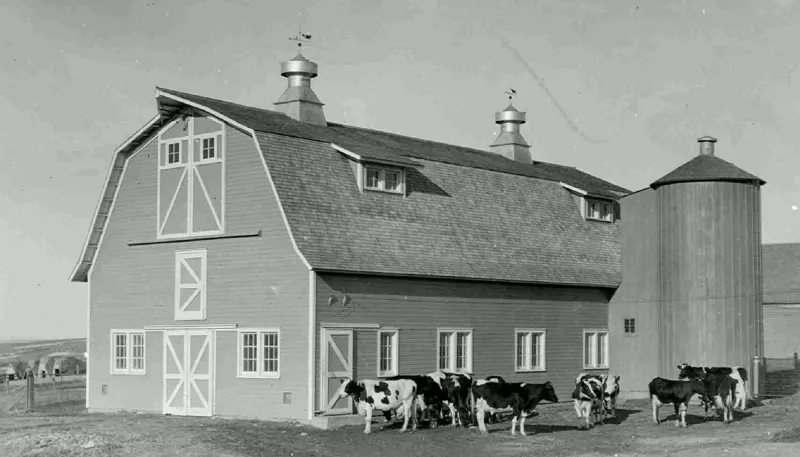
[1,0,799,340]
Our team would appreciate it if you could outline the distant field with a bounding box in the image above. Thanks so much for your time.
[0,338,86,364]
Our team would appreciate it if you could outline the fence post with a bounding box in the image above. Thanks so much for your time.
[794,352,798,371]
[26,370,34,413]
[752,356,761,399]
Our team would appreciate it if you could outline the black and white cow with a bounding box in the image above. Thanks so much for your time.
[702,372,737,424]
[572,374,606,429]
[677,363,748,411]
[382,373,447,426]
[333,378,418,434]
[427,371,473,427]
[471,380,559,436]
[572,372,621,426]
[648,377,707,428]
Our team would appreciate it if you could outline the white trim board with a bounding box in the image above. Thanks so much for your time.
[144,323,237,331]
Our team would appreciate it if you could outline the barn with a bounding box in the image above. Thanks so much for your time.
[762,243,800,358]
[69,50,630,425]
[609,136,766,398]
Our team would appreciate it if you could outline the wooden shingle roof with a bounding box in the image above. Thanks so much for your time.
[650,154,766,189]
[763,243,800,304]
[71,87,630,288]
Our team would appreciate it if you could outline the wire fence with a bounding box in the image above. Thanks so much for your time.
[761,353,800,399]
[1,370,87,414]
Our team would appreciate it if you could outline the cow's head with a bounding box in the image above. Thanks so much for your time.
[601,375,621,413]
[334,378,364,401]
[540,381,559,403]
[677,363,704,380]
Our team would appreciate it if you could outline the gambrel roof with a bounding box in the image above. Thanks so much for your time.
[70,87,630,288]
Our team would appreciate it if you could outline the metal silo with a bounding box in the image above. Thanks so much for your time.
[650,136,766,397]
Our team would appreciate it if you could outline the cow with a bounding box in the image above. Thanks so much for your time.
[648,377,707,428]
[703,372,737,424]
[471,380,559,436]
[429,371,473,427]
[602,374,621,418]
[677,363,748,411]
[333,378,418,434]
[572,374,607,429]
[383,373,448,427]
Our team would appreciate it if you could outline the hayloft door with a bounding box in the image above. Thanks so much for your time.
[163,329,214,417]
[321,329,354,415]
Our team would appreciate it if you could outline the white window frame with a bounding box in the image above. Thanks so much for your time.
[174,249,207,321]
[377,329,399,377]
[109,330,146,375]
[583,329,609,369]
[514,328,547,372]
[165,141,182,167]
[363,165,405,194]
[237,328,280,379]
[436,328,473,373]
[586,198,614,222]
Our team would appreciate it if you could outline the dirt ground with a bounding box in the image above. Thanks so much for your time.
[1,381,800,457]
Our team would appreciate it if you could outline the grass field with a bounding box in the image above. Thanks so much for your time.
[2,378,800,457]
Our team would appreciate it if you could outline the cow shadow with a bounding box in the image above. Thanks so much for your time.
[600,407,640,425]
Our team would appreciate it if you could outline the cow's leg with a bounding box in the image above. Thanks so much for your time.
[581,401,592,429]
[679,402,688,428]
[609,396,617,418]
[510,414,518,437]
[651,397,660,426]
[399,401,411,433]
[363,404,374,435]
[476,403,489,436]
[519,412,528,436]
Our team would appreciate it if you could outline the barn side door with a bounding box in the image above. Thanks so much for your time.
[320,329,354,415]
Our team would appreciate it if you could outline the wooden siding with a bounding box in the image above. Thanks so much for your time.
[610,189,659,395]
[763,305,800,358]
[314,273,612,413]
[656,182,763,389]
[89,119,309,419]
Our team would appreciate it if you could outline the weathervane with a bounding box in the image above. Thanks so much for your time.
[289,28,312,50]
[505,88,517,100]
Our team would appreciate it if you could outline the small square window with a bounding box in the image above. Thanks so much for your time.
[366,168,380,189]
[167,142,181,164]
[624,318,636,334]
[202,137,216,160]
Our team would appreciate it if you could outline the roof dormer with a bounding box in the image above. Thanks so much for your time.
[331,143,422,197]
[560,182,617,223]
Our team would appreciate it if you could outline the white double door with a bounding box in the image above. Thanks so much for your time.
[163,329,214,417]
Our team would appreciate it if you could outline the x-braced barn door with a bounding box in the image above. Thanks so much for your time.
[163,329,214,417]
[321,329,353,415]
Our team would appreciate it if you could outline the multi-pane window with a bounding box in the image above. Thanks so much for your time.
[378,330,399,377]
[584,330,609,369]
[515,329,546,372]
[167,142,181,164]
[364,166,404,194]
[201,137,216,160]
[586,198,613,222]
[437,329,472,373]
[624,318,636,335]
[110,330,145,374]
[238,329,280,378]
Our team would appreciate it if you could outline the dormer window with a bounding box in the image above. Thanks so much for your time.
[364,165,404,194]
[586,198,613,222]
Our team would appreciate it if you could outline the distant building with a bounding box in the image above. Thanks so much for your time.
[762,243,800,358]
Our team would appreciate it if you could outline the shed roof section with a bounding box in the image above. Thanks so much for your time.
[71,87,629,287]
[763,243,800,304]
[650,154,766,189]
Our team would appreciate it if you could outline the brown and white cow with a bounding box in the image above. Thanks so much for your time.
[333,378,418,434]
[677,363,748,411]
[471,379,559,436]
